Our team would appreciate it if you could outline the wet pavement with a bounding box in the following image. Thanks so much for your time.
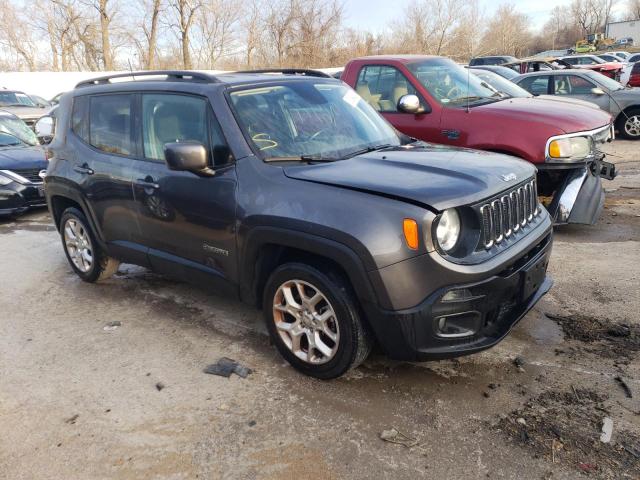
[1,140,639,479]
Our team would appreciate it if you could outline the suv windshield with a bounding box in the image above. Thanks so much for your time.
[0,114,38,146]
[0,91,36,107]
[407,58,502,106]
[229,82,400,161]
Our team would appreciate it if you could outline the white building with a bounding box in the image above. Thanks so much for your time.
[606,19,640,42]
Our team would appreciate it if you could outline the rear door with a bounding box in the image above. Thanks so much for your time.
[68,93,146,265]
[129,92,238,292]
[353,64,440,141]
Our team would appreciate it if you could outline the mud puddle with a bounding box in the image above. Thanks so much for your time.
[545,312,640,362]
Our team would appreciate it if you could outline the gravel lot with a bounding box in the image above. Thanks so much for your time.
[1,141,639,479]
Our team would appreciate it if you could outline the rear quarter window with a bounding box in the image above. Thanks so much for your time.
[71,96,89,143]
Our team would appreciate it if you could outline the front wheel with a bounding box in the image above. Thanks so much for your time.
[616,109,640,140]
[59,207,120,282]
[263,263,372,379]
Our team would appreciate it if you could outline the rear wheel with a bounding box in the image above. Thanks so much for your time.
[263,262,372,379]
[60,207,120,282]
[616,109,640,139]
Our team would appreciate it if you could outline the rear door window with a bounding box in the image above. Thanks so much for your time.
[71,96,90,143]
[517,76,550,95]
[89,94,134,156]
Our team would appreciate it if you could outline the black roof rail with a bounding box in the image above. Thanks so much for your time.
[232,68,332,78]
[75,70,218,88]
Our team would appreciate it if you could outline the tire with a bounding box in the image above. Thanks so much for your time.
[616,109,640,140]
[263,262,373,379]
[59,207,120,283]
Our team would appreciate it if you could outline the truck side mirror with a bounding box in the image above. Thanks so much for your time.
[397,94,427,114]
[35,116,55,145]
[164,141,215,177]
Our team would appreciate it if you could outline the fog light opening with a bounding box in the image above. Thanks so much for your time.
[435,311,481,338]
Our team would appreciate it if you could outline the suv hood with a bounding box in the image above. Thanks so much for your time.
[474,97,611,133]
[283,144,535,211]
[0,145,47,170]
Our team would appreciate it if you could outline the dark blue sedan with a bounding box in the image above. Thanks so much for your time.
[0,111,48,216]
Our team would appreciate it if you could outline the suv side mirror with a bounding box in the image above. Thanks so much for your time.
[164,142,215,177]
[397,94,427,114]
[591,87,606,95]
[35,115,55,144]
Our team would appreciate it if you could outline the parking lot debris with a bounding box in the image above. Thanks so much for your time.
[379,428,418,448]
[204,357,252,378]
[614,376,633,398]
[155,382,165,391]
[64,414,79,425]
[103,321,121,331]
[600,417,613,443]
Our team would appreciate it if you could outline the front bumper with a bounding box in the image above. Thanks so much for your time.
[0,182,47,216]
[362,232,553,361]
[539,156,616,225]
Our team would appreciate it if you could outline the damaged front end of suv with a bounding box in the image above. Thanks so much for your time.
[538,124,615,225]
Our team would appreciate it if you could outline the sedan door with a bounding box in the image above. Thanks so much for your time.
[129,92,238,293]
[551,74,610,110]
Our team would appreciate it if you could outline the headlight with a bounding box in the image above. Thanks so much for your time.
[435,209,461,252]
[547,136,593,161]
[0,173,13,186]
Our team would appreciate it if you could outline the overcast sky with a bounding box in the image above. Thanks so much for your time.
[342,0,626,32]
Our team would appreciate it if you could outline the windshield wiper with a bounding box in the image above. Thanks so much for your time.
[264,155,335,163]
[343,144,394,159]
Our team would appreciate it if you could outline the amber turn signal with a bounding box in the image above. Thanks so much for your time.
[403,218,419,250]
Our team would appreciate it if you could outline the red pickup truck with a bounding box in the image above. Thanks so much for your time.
[341,55,616,225]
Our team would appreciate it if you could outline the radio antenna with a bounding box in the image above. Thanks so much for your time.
[127,58,136,81]
[466,62,470,113]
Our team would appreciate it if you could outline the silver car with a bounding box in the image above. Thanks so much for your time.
[513,69,640,139]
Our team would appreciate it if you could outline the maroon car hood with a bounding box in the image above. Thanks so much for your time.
[472,97,611,134]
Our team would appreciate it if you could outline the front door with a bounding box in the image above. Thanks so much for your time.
[129,92,238,292]
[551,74,611,110]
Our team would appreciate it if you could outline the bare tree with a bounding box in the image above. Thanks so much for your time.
[0,2,38,70]
[481,4,531,56]
[168,0,201,68]
[193,0,239,68]
[242,0,263,67]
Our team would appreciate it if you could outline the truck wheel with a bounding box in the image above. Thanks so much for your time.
[263,262,372,379]
[617,109,640,139]
[59,207,120,283]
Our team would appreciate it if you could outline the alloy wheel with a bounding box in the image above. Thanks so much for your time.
[63,218,93,273]
[624,115,640,137]
[272,279,340,365]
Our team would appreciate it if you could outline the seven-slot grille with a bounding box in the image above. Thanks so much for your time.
[11,168,43,183]
[480,179,539,249]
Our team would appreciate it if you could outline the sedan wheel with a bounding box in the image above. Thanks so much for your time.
[63,217,94,272]
[272,279,340,365]
[624,115,640,138]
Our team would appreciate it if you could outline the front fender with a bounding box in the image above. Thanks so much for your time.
[238,223,384,308]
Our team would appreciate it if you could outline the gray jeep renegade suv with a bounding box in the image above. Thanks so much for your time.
[43,70,553,378]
